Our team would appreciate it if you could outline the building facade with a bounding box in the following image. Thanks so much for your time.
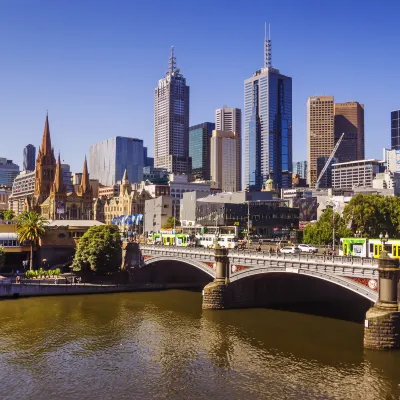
[307,96,335,187]
[0,158,19,187]
[386,148,400,173]
[8,171,35,215]
[216,107,242,189]
[89,136,144,186]
[23,144,36,171]
[189,122,215,181]
[154,47,191,174]
[144,195,172,233]
[94,170,152,226]
[332,159,382,189]
[292,161,307,180]
[61,164,73,192]
[334,102,365,162]
[391,110,400,150]
[210,130,238,192]
[244,33,292,190]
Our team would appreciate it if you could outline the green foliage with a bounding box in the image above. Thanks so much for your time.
[16,211,48,270]
[162,217,180,229]
[303,208,352,246]
[1,209,15,220]
[72,225,122,274]
[0,245,5,268]
[343,194,400,238]
[25,269,61,279]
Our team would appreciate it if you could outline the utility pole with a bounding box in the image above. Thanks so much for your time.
[247,201,250,239]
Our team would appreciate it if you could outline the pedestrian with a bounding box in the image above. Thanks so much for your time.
[54,276,58,285]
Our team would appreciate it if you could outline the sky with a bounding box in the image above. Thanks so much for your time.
[1,0,399,173]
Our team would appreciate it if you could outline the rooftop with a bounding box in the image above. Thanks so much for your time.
[47,220,104,228]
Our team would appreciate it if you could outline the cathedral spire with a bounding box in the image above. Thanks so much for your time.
[53,153,64,193]
[80,156,90,194]
[122,168,129,184]
[41,113,53,157]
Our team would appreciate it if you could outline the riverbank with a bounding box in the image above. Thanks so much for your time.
[0,282,205,299]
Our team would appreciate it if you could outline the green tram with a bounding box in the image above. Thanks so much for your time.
[149,233,192,247]
[339,237,400,258]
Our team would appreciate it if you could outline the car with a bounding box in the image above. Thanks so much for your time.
[280,246,301,254]
[298,244,318,253]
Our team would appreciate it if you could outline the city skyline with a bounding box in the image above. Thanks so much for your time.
[1,1,400,173]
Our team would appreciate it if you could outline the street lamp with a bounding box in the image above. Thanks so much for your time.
[379,232,389,252]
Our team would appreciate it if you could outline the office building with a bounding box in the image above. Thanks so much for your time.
[391,110,400,150]
[0,158,19,187]
[334,102,365,162]
[332,159,382,189]
[8,170,35,215]
[307,96,334,187]
[210,130,239,192]
[189,122,215,180]
[144,195,173,233]
[154,47,191,174]
[386,148,400,173]
[216,107,242,189]
[143,147,154,168]
[292,161,307,180]
[89,136,144,186]
[244,29,292,190]
[0,187,12,211]
[61,164,73,192]
[23,144,36,171]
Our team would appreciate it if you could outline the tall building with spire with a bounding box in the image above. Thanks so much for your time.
[154,46,191,174]
[244,25,292,190]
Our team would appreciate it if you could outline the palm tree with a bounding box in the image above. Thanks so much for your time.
[16,211,48,270]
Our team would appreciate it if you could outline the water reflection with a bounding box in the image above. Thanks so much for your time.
[0,291,398,400]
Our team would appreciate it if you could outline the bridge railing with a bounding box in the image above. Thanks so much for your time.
[227,250,379,267]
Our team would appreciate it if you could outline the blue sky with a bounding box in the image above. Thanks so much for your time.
[1,0,399,173]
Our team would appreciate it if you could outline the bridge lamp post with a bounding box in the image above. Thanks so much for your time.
[379,232,389,251]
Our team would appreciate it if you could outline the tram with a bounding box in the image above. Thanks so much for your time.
[339,237,400,258]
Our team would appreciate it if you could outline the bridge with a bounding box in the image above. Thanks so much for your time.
[138,245,380,302]
[124,243,400,350]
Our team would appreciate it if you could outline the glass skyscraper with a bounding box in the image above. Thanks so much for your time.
[23,144,36,171]
[154,47,191,174]
[189,122,215,180]
[89,137,144,186]
[391,110,400,150]
[244,32,292,190]
[0,158,20,187]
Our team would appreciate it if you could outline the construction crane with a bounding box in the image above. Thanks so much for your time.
[315,132,345,189]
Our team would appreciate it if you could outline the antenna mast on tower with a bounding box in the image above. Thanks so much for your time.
[264,22,272,68]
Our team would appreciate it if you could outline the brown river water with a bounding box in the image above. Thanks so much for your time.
[0,291,399,400]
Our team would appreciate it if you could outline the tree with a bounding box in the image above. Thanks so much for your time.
[2,210,15,221]
[343,194,400,238]
[162,217,180,229]
[15,211,48,270]
[0,245,5,269]
[303,207,352,246]
[72,225,122,274]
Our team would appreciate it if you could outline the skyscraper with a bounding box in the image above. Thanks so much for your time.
[307,96,334,187]
[210,130,239,192]
[244,27,292,190]
[334,102,365,162]
[391,110,400,150]
[189,122,215,180]
[0,158,19,187]
[23,144,36,171]
[216,107,242,189]
[154,47,191,174]
[89,137,144,185]
[292,161,307,180]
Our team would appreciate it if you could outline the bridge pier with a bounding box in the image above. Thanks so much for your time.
[202,246,232,309]
[364,249,400,350]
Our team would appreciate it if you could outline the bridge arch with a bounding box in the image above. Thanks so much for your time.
[143,256,216,279]
[230,268,378,302]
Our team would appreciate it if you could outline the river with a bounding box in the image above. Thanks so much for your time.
[0,291,399,400]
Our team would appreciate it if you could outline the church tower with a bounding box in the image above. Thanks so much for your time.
[121,169,131,196]
[77,157,93,219]
[34,114,56,204]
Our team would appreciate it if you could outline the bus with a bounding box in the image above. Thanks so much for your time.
[339,237,400,258]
